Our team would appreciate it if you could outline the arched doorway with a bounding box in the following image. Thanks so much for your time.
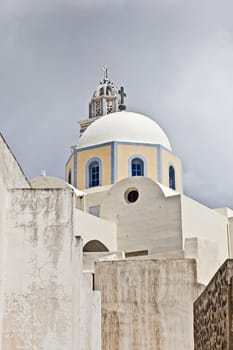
[83,240,109,252]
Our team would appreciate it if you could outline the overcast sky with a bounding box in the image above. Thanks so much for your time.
[1,0,233,208]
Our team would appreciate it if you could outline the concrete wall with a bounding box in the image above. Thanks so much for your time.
[0,133,30,190]
[3,189,74,350]
[2,188,101,350]
[181,195,229,284]
[100,177,183,254]
[185,238,219,285]
[75,209,117,252]
[95,259,201,350]
[80,273,101,350]
[0,134,31,350]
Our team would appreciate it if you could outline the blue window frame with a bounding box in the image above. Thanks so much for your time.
[131,158,144,176]
[89,161,100,187]
[169,165,176,190]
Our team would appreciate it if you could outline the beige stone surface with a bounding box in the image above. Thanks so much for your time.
[95,259,201,350]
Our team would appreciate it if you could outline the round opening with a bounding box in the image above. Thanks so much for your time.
[124,188,139,203]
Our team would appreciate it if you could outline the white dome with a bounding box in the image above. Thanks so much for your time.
[77,111,171,150]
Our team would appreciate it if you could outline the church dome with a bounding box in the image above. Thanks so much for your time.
[77,111,172,150]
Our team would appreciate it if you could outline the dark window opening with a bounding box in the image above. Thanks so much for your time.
[68,170,72,185]
[169,165,176,190]
[131,158,144,176]
[89,161,100,187]
[124,188,139,204]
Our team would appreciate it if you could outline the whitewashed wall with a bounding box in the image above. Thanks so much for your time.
[181,195,229,284]
[75,209,117,251]
[99,177,182,254]
[3,189,74,349]
[0,134,30,350]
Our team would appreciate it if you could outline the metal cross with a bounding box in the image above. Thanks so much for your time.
[118,86,127,111]
[118,86,127,105]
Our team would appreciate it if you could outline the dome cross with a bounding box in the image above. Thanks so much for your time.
[118,86,127,111]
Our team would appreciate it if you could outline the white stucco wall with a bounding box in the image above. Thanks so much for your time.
[80,273,101,350]
[3,189,74,350]
[0,134,30,350]
[185,238,219,285]
[181,195,229,284]
[100,177,183,254]
[75,209,117,252]
[95,259,201,350]
[2,188,101,350]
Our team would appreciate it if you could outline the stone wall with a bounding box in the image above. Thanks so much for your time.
[95,259,201,350]
[194,259,233,350]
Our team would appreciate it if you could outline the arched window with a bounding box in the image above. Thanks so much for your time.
[89,160,100,187]
[106,86,112,95]
[169,165,176,190]
[99,87,104,96]
[68,169,72,185]
[131,158,144,176]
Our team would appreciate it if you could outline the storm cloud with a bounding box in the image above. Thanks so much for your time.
[1,0,233,208]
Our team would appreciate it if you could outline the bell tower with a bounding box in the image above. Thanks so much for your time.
[79,66,122,136]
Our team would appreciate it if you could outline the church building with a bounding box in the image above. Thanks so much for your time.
[0,68,233,349]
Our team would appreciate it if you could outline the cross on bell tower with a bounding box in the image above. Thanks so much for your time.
[103,65,109,83]
[118,86,127,111]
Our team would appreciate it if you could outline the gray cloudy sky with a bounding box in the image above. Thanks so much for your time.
[1,0,233,208]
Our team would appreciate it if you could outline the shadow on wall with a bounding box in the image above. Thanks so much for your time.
[83,240,109,252]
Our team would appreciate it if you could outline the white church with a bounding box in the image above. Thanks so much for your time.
[0,68,232,349]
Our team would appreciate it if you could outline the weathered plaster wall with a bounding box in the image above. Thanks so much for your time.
[95,259,201,350]
[194,259,233,350]
[181,195,229,283]
[80,273,101,350]
[3,189,74,350]
[0,133,30,190]
[0,134,30,350]
[75,209,117,251]
[185,238,219,285]
[100,177,182,254]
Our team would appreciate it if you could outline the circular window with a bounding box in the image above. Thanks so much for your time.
[124,188,139,203]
